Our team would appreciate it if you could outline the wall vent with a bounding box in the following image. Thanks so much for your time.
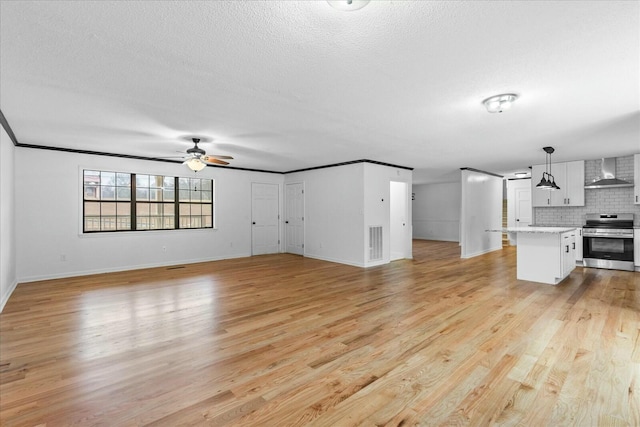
[369,226,383,261]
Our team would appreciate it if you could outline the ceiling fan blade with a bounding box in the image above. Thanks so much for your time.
[204,157,229,165]
[207,155,234,160]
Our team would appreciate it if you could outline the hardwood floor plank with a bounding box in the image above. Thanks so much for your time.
[1,240,638,426]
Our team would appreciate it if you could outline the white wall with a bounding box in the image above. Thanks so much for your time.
[412,182,461,242]
[285,163,365,267]
[0,126,17,312]
[9,150,413,300]
[15,148,284,282]
[363,163,412,266]
[460,170,503,258]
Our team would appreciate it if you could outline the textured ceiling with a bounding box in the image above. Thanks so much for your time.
[1,1,638,183]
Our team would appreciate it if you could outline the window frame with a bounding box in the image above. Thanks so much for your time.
[81,169,215,234]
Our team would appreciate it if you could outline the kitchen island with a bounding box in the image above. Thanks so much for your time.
[488,227,577,285]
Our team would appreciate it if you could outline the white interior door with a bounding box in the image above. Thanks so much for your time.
[251,183,280,255]
[390,181,408,261]
[285,183,304,255]
[515,187,532,227]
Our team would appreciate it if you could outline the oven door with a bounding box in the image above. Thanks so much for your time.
[583,235,634,271]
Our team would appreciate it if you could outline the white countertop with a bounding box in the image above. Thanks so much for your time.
[486,226,577,234]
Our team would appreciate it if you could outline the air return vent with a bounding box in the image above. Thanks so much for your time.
[369,226,383,261]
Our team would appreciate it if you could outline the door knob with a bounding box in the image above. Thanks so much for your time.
[285,221,289,224]
[252,222,256,225]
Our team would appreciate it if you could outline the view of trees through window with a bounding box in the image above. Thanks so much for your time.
[83,170,213,232]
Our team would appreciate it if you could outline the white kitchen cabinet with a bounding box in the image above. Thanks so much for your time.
[531,164,551,207]
[634,154,640,205]
[561,231,576,278]
[532,160,584,207]
[575,228,583,263]
[516,228,576,284]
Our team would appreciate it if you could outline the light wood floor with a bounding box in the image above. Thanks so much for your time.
[1,240,639,426]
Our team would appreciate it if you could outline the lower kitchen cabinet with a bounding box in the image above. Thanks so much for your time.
[575,228,583,263]
[516,229,576,284]
[561,231,577,278]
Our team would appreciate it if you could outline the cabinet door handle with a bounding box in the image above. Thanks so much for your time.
[572,242,575,249]
[566,245,569,253]
[567,198,570,204]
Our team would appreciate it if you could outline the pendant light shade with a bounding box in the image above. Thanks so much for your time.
[536,147,560,191]
[536,173,551,189]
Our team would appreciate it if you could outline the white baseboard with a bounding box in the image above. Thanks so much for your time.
[304,253,366,268]
[461,246,502,259]
[0,279,18,313]
[17,253,252,284]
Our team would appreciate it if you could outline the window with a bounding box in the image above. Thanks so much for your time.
[83,170,213,233]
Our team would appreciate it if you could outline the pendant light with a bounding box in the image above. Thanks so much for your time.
[536,146,560,191]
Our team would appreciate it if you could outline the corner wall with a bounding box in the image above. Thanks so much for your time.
[0,126,17,312]
[460,170,503,258]
[363,163,412,266]
[285,163,365,267]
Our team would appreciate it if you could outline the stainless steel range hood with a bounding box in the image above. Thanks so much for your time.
[585,158,634,189]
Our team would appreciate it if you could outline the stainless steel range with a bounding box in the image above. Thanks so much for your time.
[583,213,635,271]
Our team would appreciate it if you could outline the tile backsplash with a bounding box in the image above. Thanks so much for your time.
[534,155,640,226]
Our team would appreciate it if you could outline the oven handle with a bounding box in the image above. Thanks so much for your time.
[582,233,634,239]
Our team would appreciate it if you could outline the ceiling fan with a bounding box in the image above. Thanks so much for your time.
[181,138,233,171]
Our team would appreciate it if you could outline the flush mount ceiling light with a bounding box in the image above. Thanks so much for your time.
[184,157,207,172]
[327,0,370,11]
[482,93,518,113]
[514,172,529,178]
[536,146,561,191]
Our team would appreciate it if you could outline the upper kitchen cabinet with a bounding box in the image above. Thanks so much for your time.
[531,164,551,206]
[634,154,640,205]
[551,161,585,206]
[531,160,585,207]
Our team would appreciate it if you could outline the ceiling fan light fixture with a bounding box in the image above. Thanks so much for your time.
[184,157,206,172]
[327,0,370,11]
[483,93,518,113]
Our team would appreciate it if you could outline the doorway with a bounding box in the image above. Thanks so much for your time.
[390,181,409,261]
[251,183,280,255]
[285,182,304,255]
